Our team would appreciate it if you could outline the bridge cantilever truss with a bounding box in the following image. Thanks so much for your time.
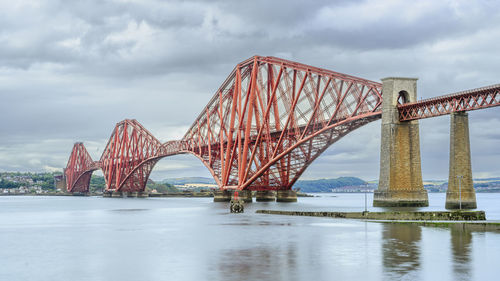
[65,56,383,193]
[182,56,383,191]
[64,56,500,194]
[65,143,100,193]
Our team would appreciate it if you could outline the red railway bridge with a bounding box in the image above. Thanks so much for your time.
[64,56,500,207]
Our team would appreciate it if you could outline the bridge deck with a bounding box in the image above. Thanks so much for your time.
[398,84,500,121]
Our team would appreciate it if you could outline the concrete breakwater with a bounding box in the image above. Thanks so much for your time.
[256,210,486,221]
[380,221,500,232]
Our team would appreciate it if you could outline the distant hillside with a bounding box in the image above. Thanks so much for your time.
[158,176,500,193]
[161,177,216,185]
[294,177,367,192]
[475,177,500,181]
[146,180,179,193]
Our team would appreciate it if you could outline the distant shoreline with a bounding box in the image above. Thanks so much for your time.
[2,191,500,198]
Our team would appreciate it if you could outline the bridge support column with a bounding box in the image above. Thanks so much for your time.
[256,191,276,202]
[127,192,138,197]
[111,191,123,198]
[234,190,253,203]
[374,77,428,207]
[446,112,477,209]
[213,190,232,202]
[137,191,149,198]
[276,190,297,202]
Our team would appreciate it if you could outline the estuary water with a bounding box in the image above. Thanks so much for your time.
[1,193,500,281]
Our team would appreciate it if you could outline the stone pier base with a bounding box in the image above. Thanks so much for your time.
[446,112,476,209]
[137,191,149,198]
[445,194,477,209]
[126,192,138,197]
[255,191,276,202]
[71,192,89,196]
[373,190,429,207]
[276,190,297,202]
[111,191,123,198]
[213,190,232,202]
[234,190,253,203]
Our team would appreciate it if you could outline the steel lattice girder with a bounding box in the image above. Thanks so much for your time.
[398,84,500,121]
[64,134,189,193]
[65,143,98,193]
[182,56,383,190]
[99,119,164,192]
[64,56,385,193]
[64,57,500,193]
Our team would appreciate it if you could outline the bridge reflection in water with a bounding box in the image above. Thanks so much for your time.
[450,225,472,280]
[382,224,422,279]
[202,222,478,280]
[1,195,499,281]
[381,223,476,280]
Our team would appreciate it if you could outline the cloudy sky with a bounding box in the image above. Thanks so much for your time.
[0,0,499,181]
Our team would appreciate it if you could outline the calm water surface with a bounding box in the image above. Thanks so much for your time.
[1,193,499,281]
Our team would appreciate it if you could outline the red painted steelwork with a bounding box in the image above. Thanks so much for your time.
[182,56,383,191]
[398,84,500,121]
[65,143,98,193]
[100,119,172,192]
[65,56,384,193]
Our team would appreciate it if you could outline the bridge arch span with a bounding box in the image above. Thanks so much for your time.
[119,151,222,192]
[182,56,383,190]
[239,113,381,190]
[66,56,385,193]
[70,169,100,193]
[65,143,100,193]
[64,55,500,209]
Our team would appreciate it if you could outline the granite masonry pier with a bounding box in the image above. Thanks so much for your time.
[374,77,428,207]
[234,190,253,203]
[446,112,477,209]
[256,210,486,221]
[213,190,232,202]
[213,189,297,202]
[255,191,276,202]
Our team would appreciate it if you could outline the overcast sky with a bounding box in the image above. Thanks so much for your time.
[0,0,499,181]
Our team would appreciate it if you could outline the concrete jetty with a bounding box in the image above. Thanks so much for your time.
[256,210,486,221]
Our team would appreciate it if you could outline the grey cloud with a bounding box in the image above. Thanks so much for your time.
[304,2,500,50]
[0,0,499,180]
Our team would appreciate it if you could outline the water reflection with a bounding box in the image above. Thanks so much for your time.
[3,195,500,281]
[214,243,298,281]
[382,223,421,279]
[450,225,472,280]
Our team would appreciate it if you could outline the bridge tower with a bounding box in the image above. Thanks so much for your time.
[446,112,477,209]
[374,77,429,207]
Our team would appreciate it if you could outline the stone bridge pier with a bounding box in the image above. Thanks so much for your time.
[446,112,477,209]
[374,77,429,207]
[374,78,478,209]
